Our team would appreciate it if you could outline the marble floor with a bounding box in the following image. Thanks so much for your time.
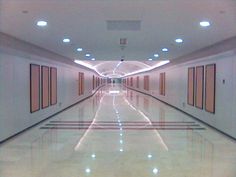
[0,85,236,177]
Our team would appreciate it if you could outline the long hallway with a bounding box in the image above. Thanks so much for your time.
[0,85,235,177]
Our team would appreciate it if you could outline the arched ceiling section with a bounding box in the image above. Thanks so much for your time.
[75,60,168,78]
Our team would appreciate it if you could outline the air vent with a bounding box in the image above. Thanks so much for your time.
[107,20,141,31]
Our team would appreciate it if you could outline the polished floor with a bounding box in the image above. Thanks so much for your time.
[0,85,236,177]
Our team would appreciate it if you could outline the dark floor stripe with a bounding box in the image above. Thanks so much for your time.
[50,120,196,124]
[40,127,205,130]
[45,123,201,127]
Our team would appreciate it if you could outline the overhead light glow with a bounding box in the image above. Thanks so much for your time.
[91,58,95,61]
[37,20,47,27]
[91,154,96,158]
[109,90,120,94]
[154,54,159,58]
[153,168,159,174]
[123,60,170,77]
[162,48,168,52]
[74,60,106,77]
[200,21,210,27]
[148,154,152,159]
[148,58,153,61]
[119,148,123,152]
[63,38,70,43]
[85,168,91,173]
[175,38,183,43]
[77,48,83,52]
[85,54,91,57]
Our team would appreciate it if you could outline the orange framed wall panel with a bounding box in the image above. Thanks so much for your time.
[95,77,97,88]
[159,73,166,96]
[143,76,146,90]
[50,67,57,106]
[130,77,133,87]
[41,66,50,109]
[92,75,95,90]
[81,73,84,95]
[159,73,162,95]
[30,64,40,113]
[195,66,204,109]
[205,64,216,113]
[78,72,84,96]
[146,76,149,91]
[187,67,195,106]
[144,75,149,91]
[162,73,166,96]
[136,76,139,88]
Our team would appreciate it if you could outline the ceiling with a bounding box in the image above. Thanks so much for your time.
[0,0,236,77]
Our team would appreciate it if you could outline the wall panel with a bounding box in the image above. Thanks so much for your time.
[50,67,57,105]
[195,66,204,109]
[30,64,40,113]
[205,64,216,113]
[188,67,195,106]
[41,66,50,109]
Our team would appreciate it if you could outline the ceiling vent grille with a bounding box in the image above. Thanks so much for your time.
[107,20,141,31]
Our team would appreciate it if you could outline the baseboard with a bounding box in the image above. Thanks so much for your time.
[125,86,236,141]
[0,85,105,144]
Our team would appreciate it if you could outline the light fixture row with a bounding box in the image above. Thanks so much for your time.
[148,20,211,61]
[36,19,211,62]
[36,20,95,60]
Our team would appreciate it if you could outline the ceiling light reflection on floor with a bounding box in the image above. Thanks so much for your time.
[152,168,159,174]
[85,168,91,173]
[109,90,120,94]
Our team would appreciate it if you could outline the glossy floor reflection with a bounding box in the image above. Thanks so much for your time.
[0,84,236,177]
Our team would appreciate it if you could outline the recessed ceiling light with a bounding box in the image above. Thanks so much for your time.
[77,48,83,52]
[162,48,168,52]
[175,38,183,43]
[91,154,96,158]
[37,20,47,27]
[153,168,159,174]
[200,21,210,27]
[85,168,91,173]
[148,58,153,61]
[91,58,95,61]
[85,54,91,57]
[63,38,70,43]
[154,54,159,58]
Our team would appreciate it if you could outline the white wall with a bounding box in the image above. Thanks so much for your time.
[0,35,104,142]
[125,50,236,139]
